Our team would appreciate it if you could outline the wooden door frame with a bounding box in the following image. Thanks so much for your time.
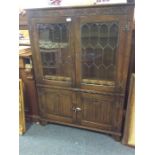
[74,15,130,94]
[30,17,76,88]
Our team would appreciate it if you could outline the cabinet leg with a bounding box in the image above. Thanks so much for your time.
[40,120,48,126]
[112,135,121,141]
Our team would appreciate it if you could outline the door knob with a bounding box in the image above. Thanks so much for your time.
[76,107,81,112]
[72,107,81,112]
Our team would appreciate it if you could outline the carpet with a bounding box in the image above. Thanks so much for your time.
[19,123,134,155]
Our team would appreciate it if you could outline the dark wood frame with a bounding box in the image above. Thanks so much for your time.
[19,48,39,122]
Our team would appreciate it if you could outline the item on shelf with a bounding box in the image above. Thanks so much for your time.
[39,40,68,49]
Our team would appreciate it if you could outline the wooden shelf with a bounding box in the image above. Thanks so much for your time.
[43,66,56,69]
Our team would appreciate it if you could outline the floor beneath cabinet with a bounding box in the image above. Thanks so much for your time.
[19,123,134,155]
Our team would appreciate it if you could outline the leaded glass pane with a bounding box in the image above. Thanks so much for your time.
[109,24,119,48]
[37,23,71,81]
[81,22,118,83]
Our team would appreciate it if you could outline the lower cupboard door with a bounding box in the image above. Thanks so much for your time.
[37,87,76,124]
[76,93,124,133]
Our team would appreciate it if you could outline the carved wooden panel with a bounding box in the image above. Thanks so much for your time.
[27,5,133,18]
[77,93,115,130]
[76,93,124,133]
[37,87,74,123]
[83,98,113,124]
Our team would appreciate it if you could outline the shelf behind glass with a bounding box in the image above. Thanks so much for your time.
[82,79,115,86]
[44,75,71,81]
[39,40,68,49]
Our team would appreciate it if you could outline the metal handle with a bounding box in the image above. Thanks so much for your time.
[72,107,81,112]
[76,107,81,112]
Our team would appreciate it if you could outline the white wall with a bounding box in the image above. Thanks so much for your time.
[19,0,127,9]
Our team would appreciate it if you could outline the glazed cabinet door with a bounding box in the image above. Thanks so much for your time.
[37,87,76,124]
[30,17,75,87]
[75,15,131,93]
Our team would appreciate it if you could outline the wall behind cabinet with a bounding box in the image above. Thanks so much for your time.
[19,0,127,9]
